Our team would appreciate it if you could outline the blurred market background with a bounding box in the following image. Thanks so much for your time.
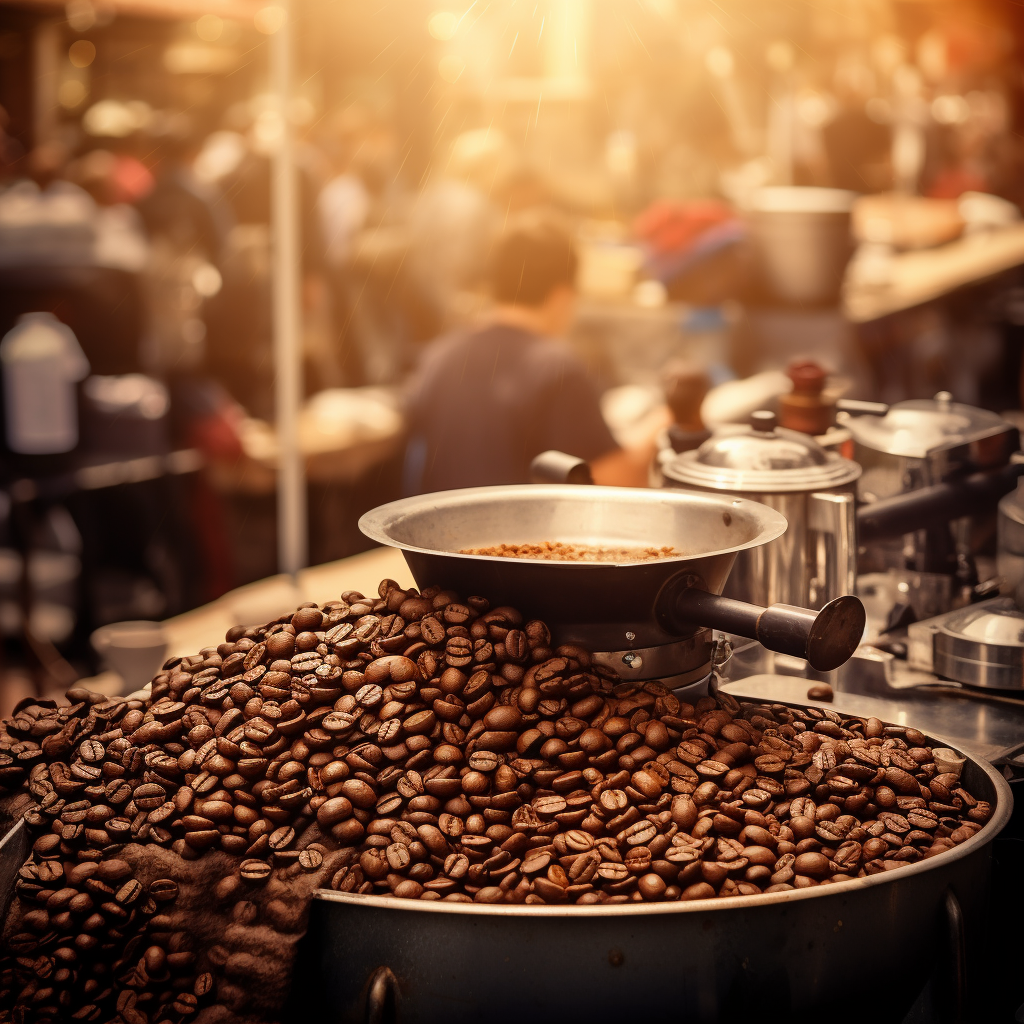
[2,0,1024,710]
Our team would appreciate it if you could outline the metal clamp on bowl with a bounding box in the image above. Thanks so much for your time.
[529,450,593,485]
[658,574,865,672]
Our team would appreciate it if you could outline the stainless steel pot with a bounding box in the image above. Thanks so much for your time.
[359,485,865,679]
[662,410,860,611]
[841,393,1019,590]
[997,455,1024,605]
[294,724,1010,1024]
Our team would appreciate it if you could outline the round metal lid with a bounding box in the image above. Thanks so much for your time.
[934,598,1024,690]
[941,600,1024,646]
[663,413,861,494]
[844,392,1011,459]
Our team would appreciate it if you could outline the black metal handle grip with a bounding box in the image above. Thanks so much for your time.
[529,450,593,485]
[857,462,1024,541]
[669,590,865,672]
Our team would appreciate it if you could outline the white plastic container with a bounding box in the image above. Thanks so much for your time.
[0,313,89,454]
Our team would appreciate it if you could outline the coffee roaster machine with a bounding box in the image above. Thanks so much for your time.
[657,393,1024,696]
[286,394,1024,1023]
[274,482,1014,1024]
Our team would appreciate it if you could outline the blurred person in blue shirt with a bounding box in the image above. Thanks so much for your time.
[403,210,651,493]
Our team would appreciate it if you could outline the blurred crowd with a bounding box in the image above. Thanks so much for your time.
[3,0,1024,699]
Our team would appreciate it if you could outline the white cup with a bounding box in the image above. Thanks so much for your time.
[91,620,168,696]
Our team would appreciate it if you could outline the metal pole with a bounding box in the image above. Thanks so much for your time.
[270,0,307,577]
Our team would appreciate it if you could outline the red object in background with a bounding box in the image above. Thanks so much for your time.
[632,199,735,257]
[183,399,246,600]
[927,167,990,200]
[187,400,245,463]
[110,155,155,205]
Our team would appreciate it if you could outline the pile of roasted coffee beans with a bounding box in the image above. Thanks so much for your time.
[0,579,995,1020]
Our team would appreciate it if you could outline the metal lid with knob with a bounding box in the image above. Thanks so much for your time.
[663,410,861,494]
[838,392,1013,459]
[932,597,1024,690]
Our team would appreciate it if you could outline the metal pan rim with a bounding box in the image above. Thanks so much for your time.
[358,485,789,568]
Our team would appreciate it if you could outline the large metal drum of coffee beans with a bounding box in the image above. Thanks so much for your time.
[278,488,1016,1024]
[294,723,1008,1024]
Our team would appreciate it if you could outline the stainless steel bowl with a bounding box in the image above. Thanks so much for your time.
[359,484,786,653]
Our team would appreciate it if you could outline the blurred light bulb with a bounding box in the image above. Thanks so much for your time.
[872,34,905,75]
[893,64,921,96]
[605,130,637,178]
[65,0,96,33]
[438,54,465,83]
[254,5,286,35]
[644,0,675,17]
[765,40,793,73]
[865,97,891,124]
[252,108,284,152]
[633,279,667,309]
[428,11,458,41]
[917,30,947,83]
[797,92,834,129]
[196,15,223,42]
[932,94,969,125]
[192,263,223,298]
[289,96,316,125]
[58,79,88,109]
[68,39,95,67]
[705,47,734,79]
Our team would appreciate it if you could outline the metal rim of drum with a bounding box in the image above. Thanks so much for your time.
[312,718,1012,916]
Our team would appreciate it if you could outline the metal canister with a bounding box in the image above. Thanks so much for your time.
[997,455,1024,605]
[662,410,861,611]
[842,392,1018,583]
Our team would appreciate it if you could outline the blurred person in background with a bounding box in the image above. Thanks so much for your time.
[318,103,373,384]
[202,112,327,417]
[402,210,654,493]
[408,128,549,333]
[137,126,229,264]
[320,108,436,387]
[0,105,24,183]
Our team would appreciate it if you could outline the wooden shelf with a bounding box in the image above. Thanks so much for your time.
[844,223,1024,323]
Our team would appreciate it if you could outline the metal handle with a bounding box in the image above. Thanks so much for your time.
[807,491,857,607]
[857,462,1024,541]
[366,966,399,1024]
[937,889,965,1024]
[667,589,865,672]
[529,450,593,485]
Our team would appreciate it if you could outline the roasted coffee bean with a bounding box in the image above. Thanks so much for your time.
[149,878,178,903]
[240,859,272,882]
[299,848,324,871]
